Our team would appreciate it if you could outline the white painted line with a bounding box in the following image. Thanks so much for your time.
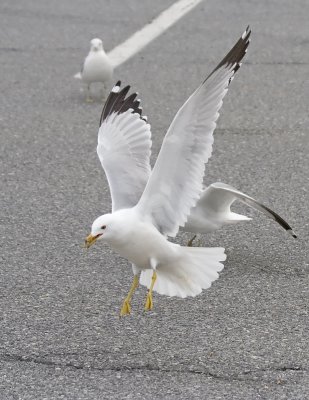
[108,0,204,68]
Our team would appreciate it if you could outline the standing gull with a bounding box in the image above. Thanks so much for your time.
[181,182,297,246]
[183,182,297,241]
[75,38,113,102]
[85,27,252,316]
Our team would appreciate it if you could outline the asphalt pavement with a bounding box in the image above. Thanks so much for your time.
[0,0,308,399]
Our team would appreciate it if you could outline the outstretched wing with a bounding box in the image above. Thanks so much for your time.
[97,82,152,212]
[192,182,297,237]
[136,27,251,237]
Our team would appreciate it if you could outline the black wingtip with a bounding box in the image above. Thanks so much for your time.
[99,82,148,126]
[205,25,251,84]
[288,229,297,239]
[242,25,251,40]
[259,203,297,238]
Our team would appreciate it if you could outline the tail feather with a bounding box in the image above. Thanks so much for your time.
[139,246,226,298]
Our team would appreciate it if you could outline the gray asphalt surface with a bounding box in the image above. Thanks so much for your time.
[1,0,308,399]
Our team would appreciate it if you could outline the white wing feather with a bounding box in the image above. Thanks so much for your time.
[136,28,251,237]
[97,110,152,212]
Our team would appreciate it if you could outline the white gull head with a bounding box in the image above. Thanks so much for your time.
[90,38,103,52]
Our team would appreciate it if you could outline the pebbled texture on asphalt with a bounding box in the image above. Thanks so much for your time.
[0,0,308,399]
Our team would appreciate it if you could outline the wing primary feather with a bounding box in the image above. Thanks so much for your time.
[127,100,142,116]
[203,26,251,84]
[117,92,138,114]
[110,85,131,114]
[250,202,297,238]
[100,81,122,126]
[99,82,148,127]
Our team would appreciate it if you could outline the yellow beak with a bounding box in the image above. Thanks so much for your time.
[85,233,100,249]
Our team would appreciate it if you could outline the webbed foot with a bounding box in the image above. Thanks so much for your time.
[119,275,139,317]
[187,235,197,247]
[120,299,131,316]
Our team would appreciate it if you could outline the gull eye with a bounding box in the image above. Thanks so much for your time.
[101,225,106,230]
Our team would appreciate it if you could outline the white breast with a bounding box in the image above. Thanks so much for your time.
[82,52,113,83]
[106,210,179,270]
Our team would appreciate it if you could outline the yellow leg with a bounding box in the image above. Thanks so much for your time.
[144,271,157,311]
[187,235,197,247]
[120,275,139,317]
[85,85,93,103]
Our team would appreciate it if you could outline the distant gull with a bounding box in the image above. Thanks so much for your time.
[75,38,113,102]
[85,27,294,316]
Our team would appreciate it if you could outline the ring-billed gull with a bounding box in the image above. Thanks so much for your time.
[75,38,113,102]
[85,27,252,316]
[183,182,296,241]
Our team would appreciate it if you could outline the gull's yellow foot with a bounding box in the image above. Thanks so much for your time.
[144,270,157,311]
[120,299,131,316]
[187,235,197,247]
[144,291,153,311]
[86,96,94,103]
[119,275,139,317]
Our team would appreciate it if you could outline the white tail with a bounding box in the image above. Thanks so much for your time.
[139,246,226,298]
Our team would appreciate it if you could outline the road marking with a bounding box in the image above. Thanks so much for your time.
[108,0,204,68]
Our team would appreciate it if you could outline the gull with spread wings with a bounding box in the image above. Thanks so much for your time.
[85,27,295,316]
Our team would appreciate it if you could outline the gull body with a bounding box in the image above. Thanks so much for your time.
[91,208,226,299]
[75,38,113,101]
[91,208,175,269]
[85,27,295,315]
[82,39,113,84]
[83,27,294,316]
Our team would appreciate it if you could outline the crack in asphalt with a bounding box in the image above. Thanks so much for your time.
[1,353,306,383]
[276,366,303,372]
